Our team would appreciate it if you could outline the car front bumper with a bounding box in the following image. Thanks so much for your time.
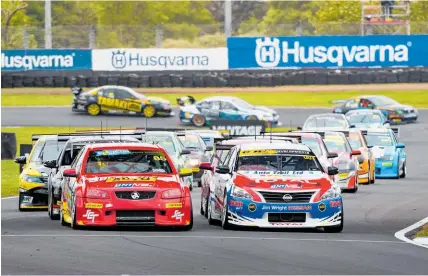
[375,160,399,178]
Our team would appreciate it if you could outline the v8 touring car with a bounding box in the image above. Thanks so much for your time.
[177,96,280,127]
[345,109,390,129]
[203,143,343,232]
[60,143,194,229]
[302,114,352,131]
[71,86,173,117]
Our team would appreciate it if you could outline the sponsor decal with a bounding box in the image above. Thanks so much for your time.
[318,202,327,212]
[271,184,301,189]
[262,205,312,211]
[282,194,293,202]
[83,209,99,223]
[210,120,266,136]
[330,200,341,208]
[288,205,312,211]
[97,96,142,112]
[270,222,305,226]
[107,176,157,182]
[130,192,140,199]
[22,196,33,203]
[85,203,103,209]
[229,200,243,207]
[114,183,152,188]
[248,203,257,212]
[171,210,184,222]
[166,202,183,208]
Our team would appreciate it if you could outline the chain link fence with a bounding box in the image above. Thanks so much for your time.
[2,22,428,49]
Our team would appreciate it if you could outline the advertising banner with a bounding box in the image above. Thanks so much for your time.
[210,120,266,136]
[227,35,428,69]
[92,48,228,71]
[1,49,92,71]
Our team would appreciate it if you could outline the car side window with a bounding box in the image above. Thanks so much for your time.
[211,101,220,110]
[114,88,134,100]
[345,99,359,109]
[101,89,115,98]
[199,101,211,109]
[221,101,237,111]
[222,148,234,167]
[211,150,221,167]
[70,148,85,169]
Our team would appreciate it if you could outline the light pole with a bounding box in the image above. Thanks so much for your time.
[224,0,232,38]
[45,0,52,48]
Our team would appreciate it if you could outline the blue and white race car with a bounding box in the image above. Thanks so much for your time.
[176,96,281,127]
[363,128,406,179]
[345,109,391,129]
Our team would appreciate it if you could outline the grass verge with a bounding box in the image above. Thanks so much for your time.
[415,224,428,238]
[3,90,428,107]
[1,126,289,197]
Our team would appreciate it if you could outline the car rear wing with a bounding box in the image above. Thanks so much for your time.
[391,127,400,138]
[176,95,196,107]
[214,144,235,151]
[31,134,78,142]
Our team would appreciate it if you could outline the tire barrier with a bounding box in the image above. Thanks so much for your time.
[2,68,428,88]
[1,132,17,160]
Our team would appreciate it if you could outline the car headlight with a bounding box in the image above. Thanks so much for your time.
[231,186,253,200]
[22,174,44,183]
[379,155,394,161]
[188,158,200,167]
[321,185,341,200]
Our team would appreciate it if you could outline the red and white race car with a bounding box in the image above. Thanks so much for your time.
[59,143,194,229]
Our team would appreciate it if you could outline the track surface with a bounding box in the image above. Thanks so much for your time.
[2,107,428,274]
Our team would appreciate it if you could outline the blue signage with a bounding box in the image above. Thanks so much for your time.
[1,49,92,71]
[227,35,428,69]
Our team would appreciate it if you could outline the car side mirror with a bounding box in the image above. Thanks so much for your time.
[14,156,27,165]
[215,165,231,174]
[396,143,405,149]
[367,145,373,148]
[327,166,339,176]
[179,168,193,177]
[297,126,302,130]
[63,168,77,177]
[199,162,213,171]
[357,155,365,164]
[384,121,390,125]
[43,159,57,169]
[205,146,213,152]
[351,149,361,156]
[181,149,191,155]
[350,125,356,128]
[327,152,338,159]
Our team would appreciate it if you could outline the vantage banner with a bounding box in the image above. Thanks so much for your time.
[227,35,428,69]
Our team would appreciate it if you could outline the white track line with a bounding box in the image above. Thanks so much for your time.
[2,196,18,200]
[395,217,428,249]
[1,234,404,244]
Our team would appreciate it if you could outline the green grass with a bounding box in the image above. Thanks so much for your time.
[3,90,428,107]
[415,224,428,238]
[2,160,20,197]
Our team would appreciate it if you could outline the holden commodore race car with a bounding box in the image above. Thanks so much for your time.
[204,143,343,232]
[345,109,390,129]
[363,128,406,179]
[177,96,281,127]
[331,95,418,124]
[302,114,352,131]
[14,135,67,211]
[71,86,173,117]
[59,143,194,229]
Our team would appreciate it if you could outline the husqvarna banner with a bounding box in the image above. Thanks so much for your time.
[92,48,228,71]
[227,35,428,69]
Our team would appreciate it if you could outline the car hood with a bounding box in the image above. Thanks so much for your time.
[234,170,331,191]
[22,162,52,177]
[83,175,180,190]
[371,146,396,158]
[145,96,170,105]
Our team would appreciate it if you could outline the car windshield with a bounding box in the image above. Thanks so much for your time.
[323,137,347,153]
[237,149,321,172]
[365,133,394,147]
[85,149,172,174]
[30,140,66,163]
[347,133,363,149]
[141,135,176,155]
[178,135,203,150]
[300,138,322,156]
[231,98,253,110]
[347,113,382,124]
[305,116,347,128]
[370,96,399,107]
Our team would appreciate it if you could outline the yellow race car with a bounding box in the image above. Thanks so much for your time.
[345,130,376,184]
[15,135,67,211]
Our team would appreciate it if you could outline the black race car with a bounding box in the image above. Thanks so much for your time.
[72,85,173,117]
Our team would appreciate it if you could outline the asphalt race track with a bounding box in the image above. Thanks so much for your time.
[2,107,428,274]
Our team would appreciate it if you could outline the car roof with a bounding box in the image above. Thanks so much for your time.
[346,109,382,114]
[144,131,175,137]
[67,136,139,143]
[239,142,311,151]
[202,96,242,102]
[85,143,162,150]
[364,128,392,134]
[270,132,322,139]
[308,113,346,118]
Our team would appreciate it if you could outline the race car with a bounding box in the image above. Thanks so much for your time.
[59,143,194,229]
[363,128,406,179]
[177,96,281,127]
[302,114,352,131]
[331,95,418,124]
[203,142,343,232]
[45,133,141,220]
[14,135,67,211]
[345,109,390,129]
[181,129,223,148]
[71,85,173,117]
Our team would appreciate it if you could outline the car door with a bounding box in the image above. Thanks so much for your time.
[219,101,242,120]
[98,88,142,113]
[217,147,237,205]
[196,100,212,118]
[206,101,221,119]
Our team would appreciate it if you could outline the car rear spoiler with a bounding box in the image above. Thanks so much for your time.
[391,127,400,138]
[176,95,196,107]
[71,86,83,95]
[31,134,76,142]
[328,99,346,104]
[291,130,326,138]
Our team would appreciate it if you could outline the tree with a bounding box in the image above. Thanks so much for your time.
[1,0,29,47]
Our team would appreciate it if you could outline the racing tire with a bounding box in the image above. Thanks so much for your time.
[198,181,202,188]
[70,197,81,230]
[191,114,206,127]
[182,201,193,231]
[18,192,24,212]
[48,190,60,220]
[324,210,344,233]
[86,103,101,116]
[143,105,156,118]
[204,190,209,219]
[370,164,376,184]
[400,162,407,178]
[395,161,401,179]
[349,176,358,193]
[60,192,68,227]
[221,191,233,230]
[207,195,216,225]
[246,115,258,120]
[200,195,204,216]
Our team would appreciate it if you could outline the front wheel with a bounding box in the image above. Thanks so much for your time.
[60,192,68,226]
[207,195,216,225]
[143,105,156,118]
[400,161,407,178]
[48,190,60,220]
[182,201,193,231]
[191,114,206,127]
[87,103,101,116]
[324,210,344,233]
[221,191,232,230]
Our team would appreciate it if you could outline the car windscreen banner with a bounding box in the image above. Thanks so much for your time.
[210,120,265,136]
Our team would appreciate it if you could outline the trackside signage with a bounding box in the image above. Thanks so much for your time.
[227,35,428,69]
[210,120,266,136]
[1,49,92,71]
[92,48,228,71]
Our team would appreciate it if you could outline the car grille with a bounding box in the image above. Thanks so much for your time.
[258,191,315,203]
[115,191,156,200]
[116,210,155,225]
[268,213,306,223]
